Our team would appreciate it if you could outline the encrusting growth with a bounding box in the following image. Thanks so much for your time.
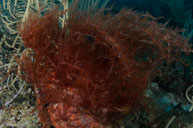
[18,4,191,128]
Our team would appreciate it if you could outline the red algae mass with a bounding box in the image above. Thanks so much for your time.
[18,5,190,128]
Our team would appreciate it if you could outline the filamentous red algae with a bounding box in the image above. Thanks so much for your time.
[18,4,191,128]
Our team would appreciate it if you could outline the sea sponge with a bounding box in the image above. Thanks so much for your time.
[18,4,191,128]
